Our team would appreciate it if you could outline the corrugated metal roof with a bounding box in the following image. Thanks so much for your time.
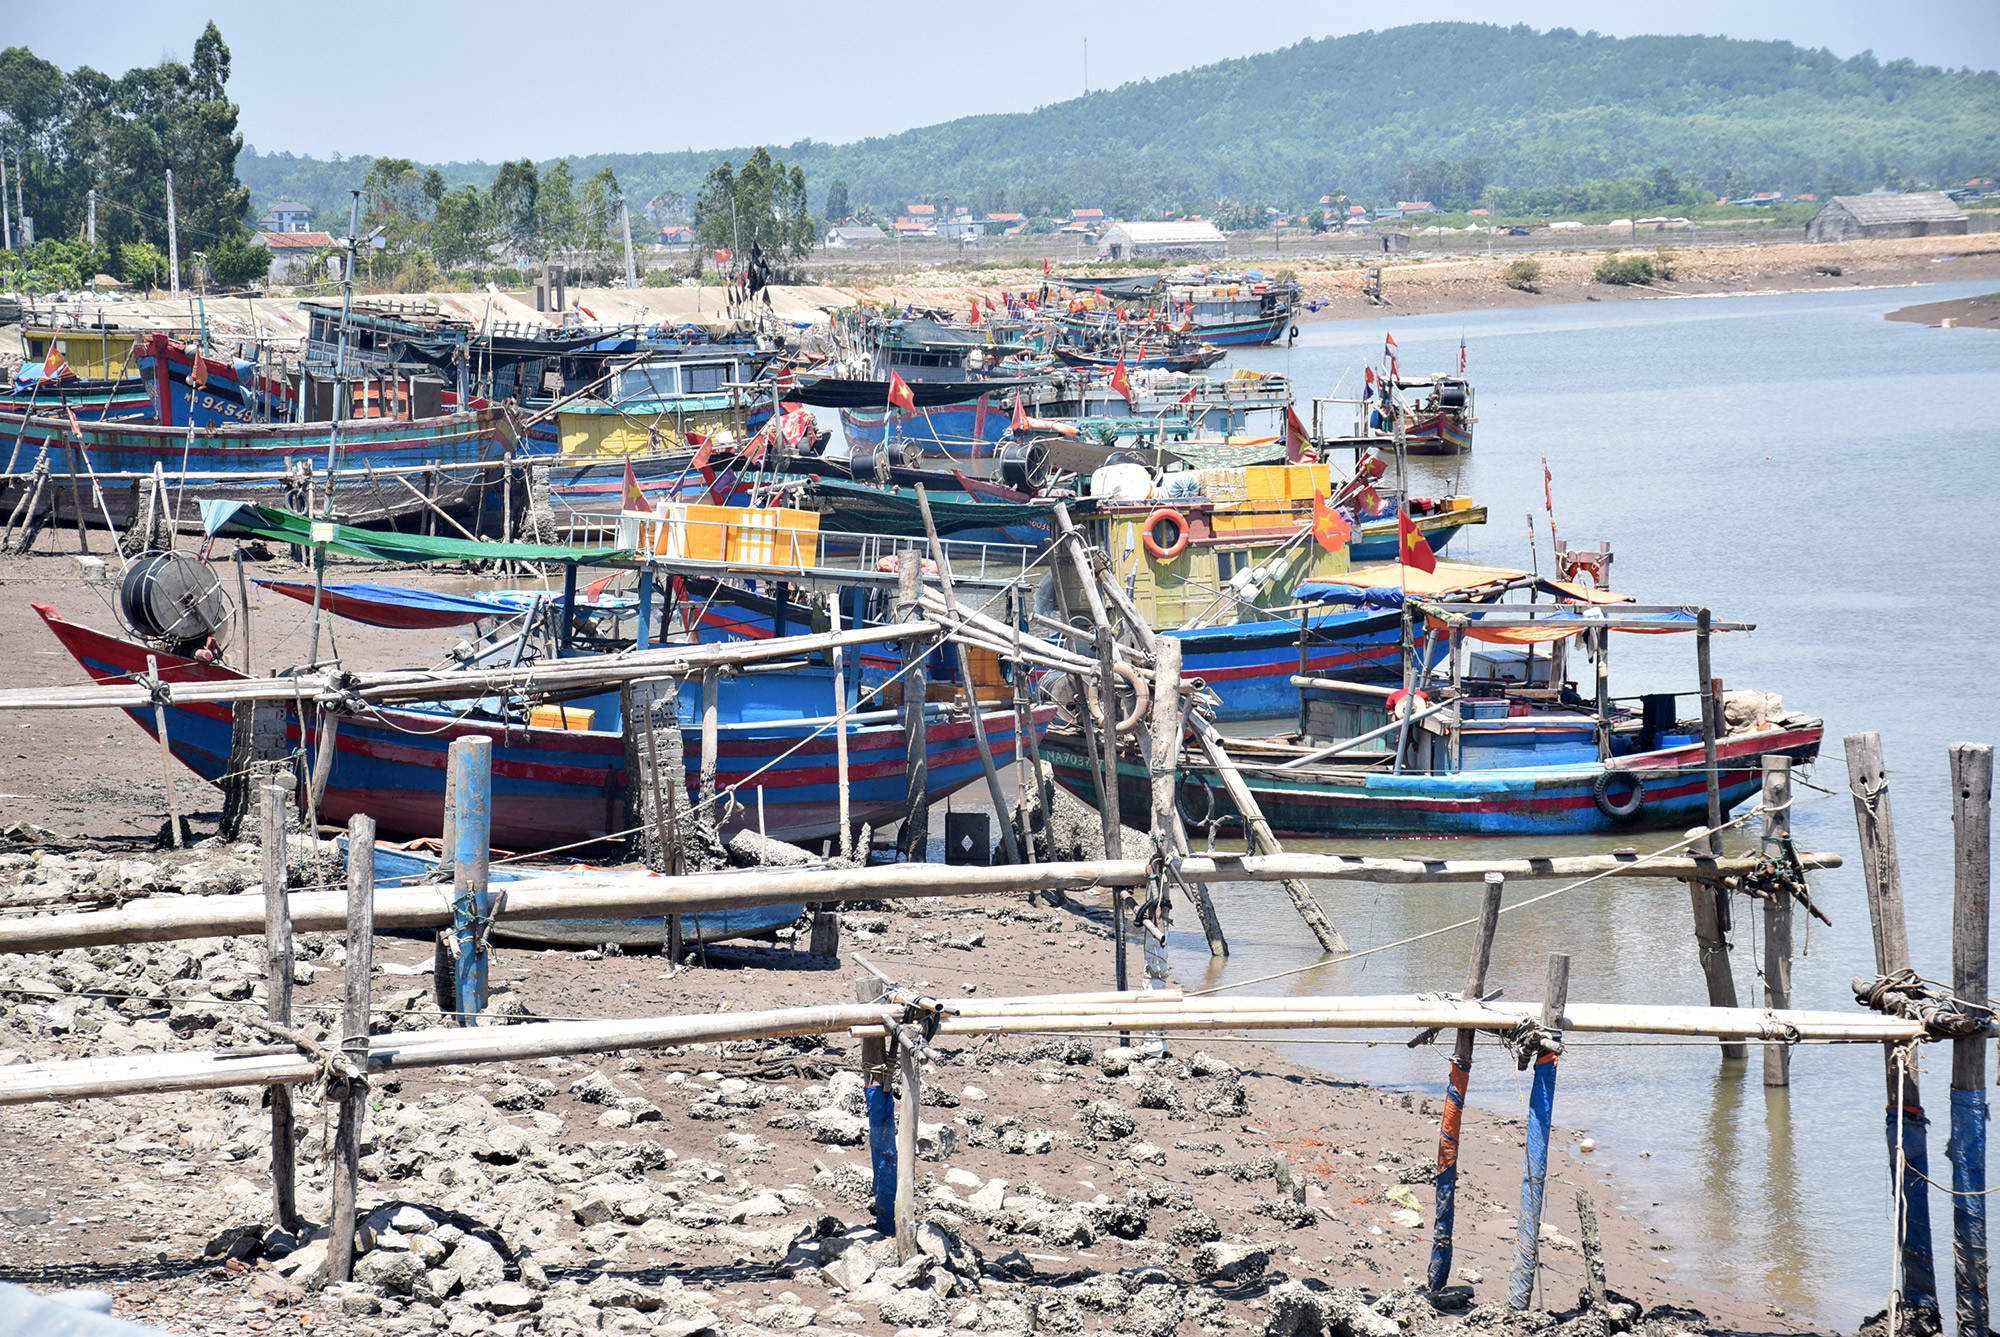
[1103,221,1228,245]
[1826,192,1967,224]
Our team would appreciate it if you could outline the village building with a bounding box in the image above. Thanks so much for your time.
[251,229,337,284]
[257,198,313,233]
[825,224,886,247]
[1805,192,1969,241]
[1098,220,1227,261]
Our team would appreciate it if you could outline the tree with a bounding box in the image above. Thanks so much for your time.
[578,166,622,259]
[824,177,849,225]
[361,156,427,251]
[120,240,164,293]
[537,159,579,255]
[490,158,539,254]
[206,229,268,287]
[692,147,815,263]
[430,185,492,270]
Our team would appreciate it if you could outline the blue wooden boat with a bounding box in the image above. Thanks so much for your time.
[1047,716,1824,838]
[1167,608,1408,720]
[1351,501,1486,563]
[136,334,298,428]
[1,371,153,424]
[36,604,1052,851]
[362,845,802,949]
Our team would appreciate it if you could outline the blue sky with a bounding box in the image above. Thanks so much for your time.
[7,0,1997,163]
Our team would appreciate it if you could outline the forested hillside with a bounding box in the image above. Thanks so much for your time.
[240,23,2000,225]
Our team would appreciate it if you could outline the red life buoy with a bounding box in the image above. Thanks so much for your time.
[1141,507,1190,561]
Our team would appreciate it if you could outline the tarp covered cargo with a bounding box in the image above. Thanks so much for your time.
[200,501,629,566]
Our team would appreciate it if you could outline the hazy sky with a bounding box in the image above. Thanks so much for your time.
[8,0,1998,163]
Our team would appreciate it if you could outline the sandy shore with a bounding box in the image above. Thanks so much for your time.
[1884,289,2000,329]
[0,550,1838,1334]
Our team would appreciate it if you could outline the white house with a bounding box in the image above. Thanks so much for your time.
[252,230,336,284]
[259,199,313,233]
[1098,220,1227,261]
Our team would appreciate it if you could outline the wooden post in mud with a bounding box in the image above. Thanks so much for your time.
[1761,756,1794,1086]
[145,655,185,848]
[829,593,853,861]
[1575,1189,1608,1314]
[1428,872,1504,1292]
[449,736,494,1026]
[1684,825,1744,1061]
[328,813,374,1283]
[699,668,719,813]
[1507,951,1569,1311]
[895,1033,922,1261]
[260,783,298,1232]
[1950,742,1993,1337]
[915,485,1019,865]
[1152,636,1227,956]
[856,976,896,1234]
[1095,625,1129,992]
[895,562,930,862]
[1845,731,1940,1319]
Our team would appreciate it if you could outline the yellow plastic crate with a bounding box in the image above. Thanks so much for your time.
[529,704,595,731]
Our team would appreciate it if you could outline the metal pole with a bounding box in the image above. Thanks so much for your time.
[165,170,180,293]
[620,197,637,289]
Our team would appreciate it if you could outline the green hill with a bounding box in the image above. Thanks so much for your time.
[241,23,2000,222]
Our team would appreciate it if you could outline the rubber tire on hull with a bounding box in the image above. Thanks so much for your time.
[1593,768,1645,821]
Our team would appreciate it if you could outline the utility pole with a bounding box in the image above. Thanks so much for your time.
[1,153,11,251]
[620,196,636,288]
[87,189,96,247]
[166,169,181,293]
[13,152,24,247]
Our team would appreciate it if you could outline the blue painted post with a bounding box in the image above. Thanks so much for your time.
[1429,873,1504,1293]
[1507,953,1570,1312]
[856,977,896,1232]
[1950,742,1993,1336]
[448,735,493,1027]
[635,565,654,651]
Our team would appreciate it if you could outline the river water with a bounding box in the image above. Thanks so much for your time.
[1189,279,2000,1326]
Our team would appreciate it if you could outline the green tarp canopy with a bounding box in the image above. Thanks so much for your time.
[201,501,631,566]
[806,478,1062,537]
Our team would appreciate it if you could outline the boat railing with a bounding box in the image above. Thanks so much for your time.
[557,508,1041,586]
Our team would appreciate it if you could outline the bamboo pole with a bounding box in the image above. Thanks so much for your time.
[1761,756,1794,1086]
[896,562,930,863]
[1097,625,1130,992]
[0,994,1936,1110]
[915,485,1018,865]
[1846,731,1940,1319]
[1951,741,1993,1337]
[1429,872,1503,1291]
[1508,952,1570,1311]
[328,813,373,1284]
[146,656,185,849]
[0,849,1845,956]
[895,1031,921,1260]
[260,784,297,1233]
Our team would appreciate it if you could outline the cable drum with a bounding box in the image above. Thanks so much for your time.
[119,551,234,647]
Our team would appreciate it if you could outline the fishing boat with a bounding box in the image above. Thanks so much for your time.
[1400,375,1475,456]
[1158,275,1298,346]
[0,407,517,531]
[1049,567,1823,836]
[0,369,153,424]
[134,334,298,428]
[34,604,1052,851]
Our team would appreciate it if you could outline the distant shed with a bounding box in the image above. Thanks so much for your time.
[1100,221,1227,261]
[1806,192,1968,242]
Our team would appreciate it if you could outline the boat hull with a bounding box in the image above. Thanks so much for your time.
[1168,610,1407,721]
[1045,723,1824,837]
[1186,313,1292,347]
[839,395,1008,460]
[36,605,1051,851]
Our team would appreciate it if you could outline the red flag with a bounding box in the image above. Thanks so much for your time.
[714,247,731,264]
[1042,257,1050,275]
[1458,334,1467,375]
[1108,358,1132,403]
[1311,490,1350,554]
[1542,455,1554,513]
[621,458,648,512]
[689,434,716,471]
[1176,386,1197,405]
[887,370,916,412]
[983,296,996,312]
[1357,483,1385,514]
[1397,507,1438,575]
[742,428,770,465]
[1010,397,1027,432]
[1116,306,1128,323]
[968,301,982,325]
[190,352,208,391]
[1285,406,1315,463]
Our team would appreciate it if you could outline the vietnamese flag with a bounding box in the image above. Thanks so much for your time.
[621,458,648,512]
[1010,397,1027,432]
[1176,386,1197,405]
[1311,490,1350,554]
[1285,406,1315,463]
[968,301,982,325]
[688,434,716,471]
[1397,507,1438,575]
[1108,358,1133,403]
[1042,257,1050,275]
[887,369,916,412]
[983,296,996,312]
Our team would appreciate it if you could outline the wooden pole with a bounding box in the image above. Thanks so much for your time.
[1761,756,1794,1086]
[1008,585,1040,865]
[1429,871,1504,1292]
[1507,951,1570,1311]
[896,562,930,863]
[1845,731,1940,1317]
[146,655,185,849]
[448,736,494,1026]
[895,1033,922,1261]
[1187,713,1347,954]
[830,592,853,861]
[1684,824,1745,1061]
[915,486,1019,864]
[1696,610,1722,835]
[1152,636,1227,955]
[699,668,719,814]
[260,784,297,1232]
[1575,1189,1608,1315]
[234,545,253,671]
[1097,625,1130,991]
[1951,741,1994,1337]
[856,976,896,1233]
[328,813,374,1283]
